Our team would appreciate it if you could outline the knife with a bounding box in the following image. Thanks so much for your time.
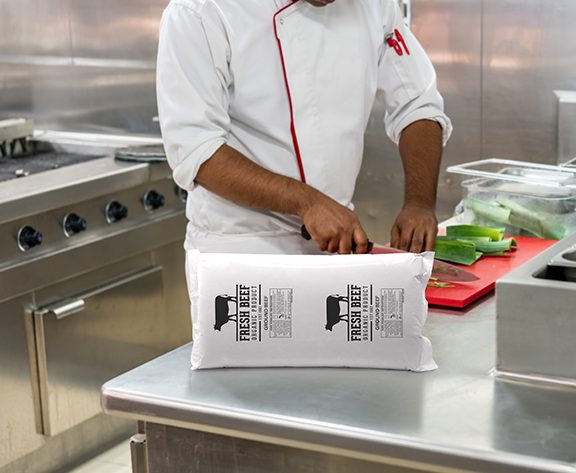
[300,225,479,282]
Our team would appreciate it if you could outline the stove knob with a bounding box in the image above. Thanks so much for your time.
[106,201,128,223]
[18,226,43,251]
[63,213,87,236]
[143,190,166,211]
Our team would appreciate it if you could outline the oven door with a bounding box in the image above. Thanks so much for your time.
[27,264,175,436]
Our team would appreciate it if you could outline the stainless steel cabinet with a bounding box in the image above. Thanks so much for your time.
[28,265,168,436]
[0,295,41,465]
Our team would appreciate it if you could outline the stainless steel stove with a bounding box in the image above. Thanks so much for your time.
[0,129,191,469]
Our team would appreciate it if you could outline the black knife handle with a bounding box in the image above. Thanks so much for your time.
[300,225,373,253]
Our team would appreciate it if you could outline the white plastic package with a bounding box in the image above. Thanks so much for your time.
[186,251,437,371]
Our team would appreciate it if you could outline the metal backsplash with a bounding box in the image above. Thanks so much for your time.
[1,0,576,241]
[0,0,168,135]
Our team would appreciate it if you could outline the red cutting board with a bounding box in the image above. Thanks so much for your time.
[426,236,557,309]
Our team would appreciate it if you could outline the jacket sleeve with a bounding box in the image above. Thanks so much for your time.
[156,3,231,191]
[377,0,452,145]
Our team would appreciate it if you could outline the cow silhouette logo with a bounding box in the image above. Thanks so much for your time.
[214,294,238,331]
[325,295,349,331]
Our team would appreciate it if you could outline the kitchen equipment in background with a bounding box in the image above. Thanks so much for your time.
[0,131,190,470]
[114,143,167,163]
[447,158,576,239]
[496,231,576,386]
[426,236,557,309]
[0,118,33,157]
[0,146,103,183]
[555,90,576,165]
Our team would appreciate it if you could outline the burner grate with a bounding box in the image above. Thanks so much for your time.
[0,151,105,183]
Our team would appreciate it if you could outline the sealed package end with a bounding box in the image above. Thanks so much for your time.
[186,251,437,372]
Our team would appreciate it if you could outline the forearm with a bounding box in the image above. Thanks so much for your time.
[195,144,369,253]
[390,119,443,251]
[398,119,443,209]
[195,144,314,218]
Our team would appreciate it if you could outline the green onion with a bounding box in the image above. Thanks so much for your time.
[436,236,515,254]
[434,225,518,267]
[434,239,483,266]
[446,224,505,242]
[473,238,516,254]
[465,196,566,240]
[466,197,511,225]
[497,200,566,240]
[436,235,492,243]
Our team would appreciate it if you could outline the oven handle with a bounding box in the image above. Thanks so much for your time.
[33,266,163,320]
[43,298,86,320]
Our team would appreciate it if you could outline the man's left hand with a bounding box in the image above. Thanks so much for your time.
[390,204,438,252]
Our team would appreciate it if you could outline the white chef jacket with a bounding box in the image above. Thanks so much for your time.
[157,0,452,254]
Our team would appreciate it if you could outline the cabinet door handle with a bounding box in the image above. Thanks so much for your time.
[33,266,162,320]
[36,298,86,320]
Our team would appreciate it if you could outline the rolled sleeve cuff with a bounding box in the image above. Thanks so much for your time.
[388,107,453,147]
[170,137,227,191]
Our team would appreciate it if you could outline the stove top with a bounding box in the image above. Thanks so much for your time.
[0,150,105,183]
[0,132,184,276]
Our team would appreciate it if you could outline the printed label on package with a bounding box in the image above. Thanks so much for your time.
[269,288,293,338]
[214,284,293,342]
[325,285,405,342]
[381,288,404,338]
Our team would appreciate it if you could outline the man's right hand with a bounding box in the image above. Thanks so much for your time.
[195,144,369,254]
[299,190,369,254]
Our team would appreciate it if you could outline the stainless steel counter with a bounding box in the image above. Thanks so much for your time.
[101,296,576,473]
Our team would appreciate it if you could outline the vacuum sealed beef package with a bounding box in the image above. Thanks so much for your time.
[186,251,437,372]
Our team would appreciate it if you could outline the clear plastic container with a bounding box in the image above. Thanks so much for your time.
[447,159,576,239]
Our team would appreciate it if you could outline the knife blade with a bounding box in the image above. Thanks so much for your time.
[369,245,479,282]
[300,225,479,282]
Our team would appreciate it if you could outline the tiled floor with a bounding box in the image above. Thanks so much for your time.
[64,441,132,473]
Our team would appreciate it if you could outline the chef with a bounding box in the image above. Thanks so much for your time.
[157,0,452,256]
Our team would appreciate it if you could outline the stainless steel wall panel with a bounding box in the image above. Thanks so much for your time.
[68,0,166,62]
[482,0,576,164]
[0,0,72,58]
[0,0,168,135]
[0,64,158,134]
[32,66,158,134]
[412,0,483,221]
[0,65,33,118]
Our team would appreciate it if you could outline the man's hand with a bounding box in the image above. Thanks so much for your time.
[300,191,369,254]
[390,204,437,252]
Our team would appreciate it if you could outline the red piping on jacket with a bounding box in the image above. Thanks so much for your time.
[273,0,307,183]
